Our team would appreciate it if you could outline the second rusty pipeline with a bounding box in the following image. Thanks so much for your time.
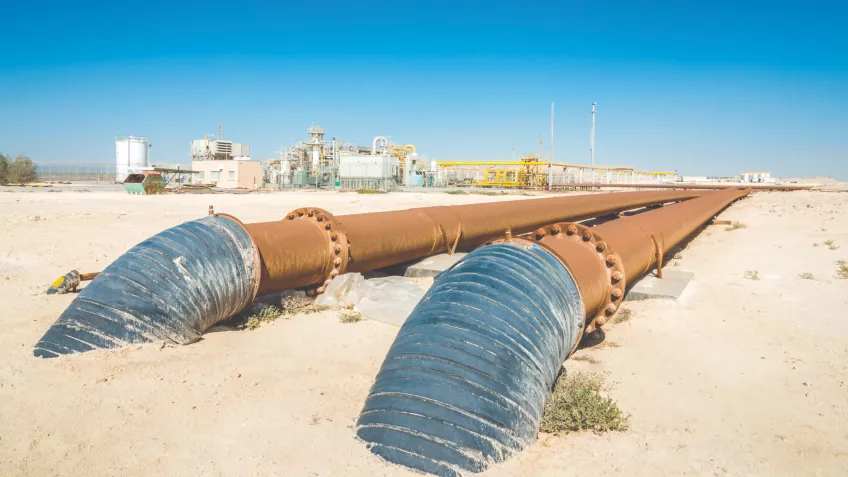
[355,187,751,475]
[34,189,706,357]
[533,186,752,334]
[244,189,708,296]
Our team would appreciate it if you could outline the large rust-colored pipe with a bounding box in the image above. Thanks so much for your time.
[244,190,707,295]
[534,186,751,333]
[551,182,810,191]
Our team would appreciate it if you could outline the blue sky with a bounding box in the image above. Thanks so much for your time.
[1,1,846,178]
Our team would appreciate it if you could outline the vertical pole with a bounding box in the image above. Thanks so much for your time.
[548,102,554,190]
[590,102,596,165]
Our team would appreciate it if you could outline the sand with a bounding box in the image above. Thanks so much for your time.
[1,188,847,476]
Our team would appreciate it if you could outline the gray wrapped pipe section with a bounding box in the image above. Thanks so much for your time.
[356,242,584,476]
[33,216,259,358]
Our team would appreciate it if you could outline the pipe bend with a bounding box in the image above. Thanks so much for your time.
[372,136,389,155]
[33,215,259,358]
[356,242,583,475]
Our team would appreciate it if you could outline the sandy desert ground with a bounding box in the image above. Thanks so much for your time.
[1,187,847,476]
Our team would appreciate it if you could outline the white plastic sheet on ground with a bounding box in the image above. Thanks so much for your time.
[315,273,426,327]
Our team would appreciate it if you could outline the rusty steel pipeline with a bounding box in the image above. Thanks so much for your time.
[245,189,707,296]
[356,188,751,475]
[35,190,707,357]
[533,186,752,333]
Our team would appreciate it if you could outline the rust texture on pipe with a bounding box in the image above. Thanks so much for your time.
[240,190,707,295]
[534,187,751,332]
[336,190,706,272]
[551,182,810,191]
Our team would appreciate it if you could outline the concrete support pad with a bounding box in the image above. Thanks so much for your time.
[404,253,466,278]
[626,269,695,301]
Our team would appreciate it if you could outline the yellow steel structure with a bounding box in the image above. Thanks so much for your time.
[391,144,418,176]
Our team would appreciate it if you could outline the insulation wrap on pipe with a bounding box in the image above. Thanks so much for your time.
[356,242,584,476]
[33,216,259,358]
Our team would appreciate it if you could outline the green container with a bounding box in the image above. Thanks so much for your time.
[293,170,310,187]
[123,173,166,195]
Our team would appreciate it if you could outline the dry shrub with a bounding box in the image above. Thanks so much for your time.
[540,371,629,434]
[724,221,748,231]
[836,260,848,279]
[280,294,328,316]
[744,270,760,280]
[798,272,814,280]
[338,308,362,323]
[241,306,283,330]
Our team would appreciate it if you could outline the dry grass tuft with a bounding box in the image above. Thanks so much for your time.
[798,272,815,280]
[836,260,848,280]
[280,294,328,316]
[240,306,283,330]
[356,189,388,194]
[540,371,629,434]
[338,308,362,324]
[824,240,840,251]
[744,270,761,281]
[612,308,633,324]
[724,221,748,231]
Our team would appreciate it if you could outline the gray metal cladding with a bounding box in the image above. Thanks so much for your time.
[33,216,258,358]
[356,242,584,476]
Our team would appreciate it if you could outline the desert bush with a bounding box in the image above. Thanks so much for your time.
[6,154,37,184]
[540,371,629,434]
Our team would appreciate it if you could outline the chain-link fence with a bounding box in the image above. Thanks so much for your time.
[36,163,117,183]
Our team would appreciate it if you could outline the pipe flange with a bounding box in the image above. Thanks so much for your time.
[533,222,626,333]
[284,207,350,295]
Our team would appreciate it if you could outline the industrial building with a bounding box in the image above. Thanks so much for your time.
[190,137,250,161]
[265,126,422,191]
[434,156,676,189]
[114,136,150,182]
[189,125,260,189]
[192,160,262,188]
[740,171,772,183]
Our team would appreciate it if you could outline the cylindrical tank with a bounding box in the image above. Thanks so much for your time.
[115,136,149,182]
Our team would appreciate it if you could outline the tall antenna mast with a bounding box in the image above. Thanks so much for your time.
[218,116,222,141]
[548,102,554,190]
[539,134,543,160]
[590,102,596,165]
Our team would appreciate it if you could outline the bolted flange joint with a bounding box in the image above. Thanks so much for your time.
[284,207,350,295]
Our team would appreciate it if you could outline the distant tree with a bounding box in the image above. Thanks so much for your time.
[0,153,8,184]
[7,154,38,184]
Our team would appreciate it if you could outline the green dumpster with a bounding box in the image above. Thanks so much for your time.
[123,171,166,195]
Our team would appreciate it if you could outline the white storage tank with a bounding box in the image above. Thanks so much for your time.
[115,136,150,182]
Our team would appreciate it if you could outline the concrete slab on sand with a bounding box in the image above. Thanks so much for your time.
[626,269,694,301]
[403,253,466,278]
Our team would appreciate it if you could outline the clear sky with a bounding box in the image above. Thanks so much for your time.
[1,1,846,178]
